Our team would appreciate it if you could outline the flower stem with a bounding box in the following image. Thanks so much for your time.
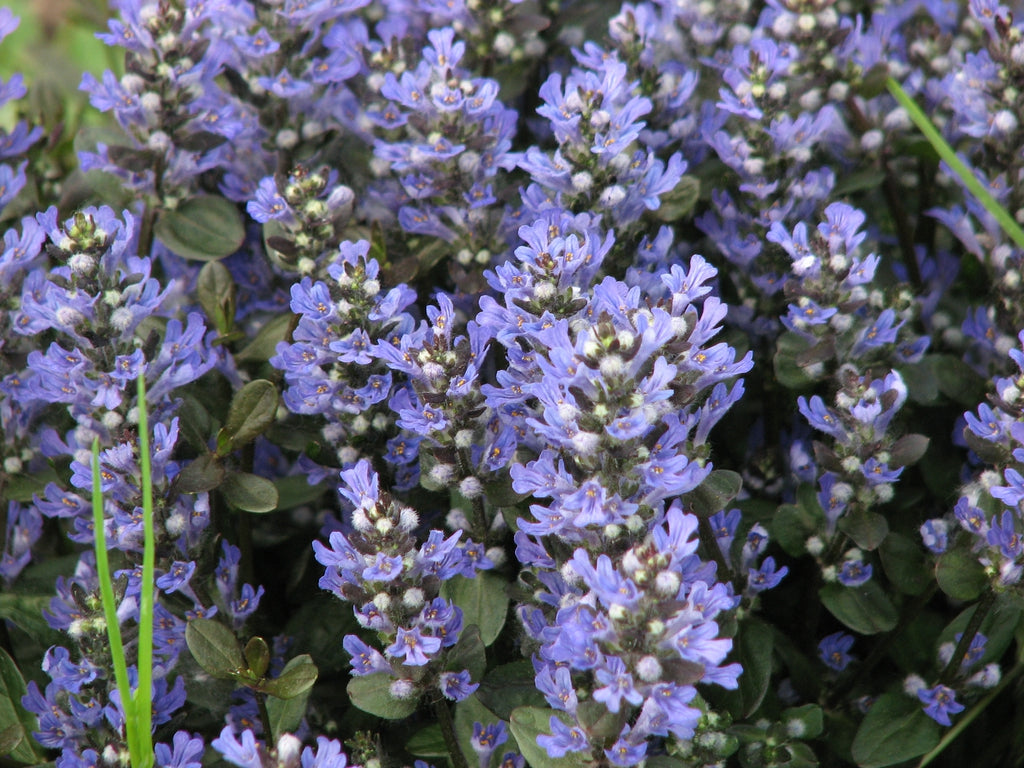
[938,588,997,686]
[434,698,470,768]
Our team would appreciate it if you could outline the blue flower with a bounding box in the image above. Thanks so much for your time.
[819,632,855,671]
[211,726,263,768]
[155,731,205,768]
[439,670,478,702]
[838,560,872,587]
[747,556,789,593]
[387,626,442,666]
[593,657,644,713]
[342,635,390,676]
[918,684,965,726]
[537,717,589,758]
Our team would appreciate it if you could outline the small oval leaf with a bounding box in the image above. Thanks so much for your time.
[186,618,245,678]
[221,472,279,513]
[219,379,279,454]
[154,195,245,261]
[258,654,318,700]
[347,673,419,719]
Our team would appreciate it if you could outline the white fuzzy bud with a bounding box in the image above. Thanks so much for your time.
[277,734,302,768]
[805,536,824,556]
[533,281,556,301]
[459,476,483,499]
[571,171,594,193]
[446,508,470,530]
[860,129,884,152]
[485,547,507,568]
[654,570,681,596]
[636,655,663,682]
[903,674,927,697]
[598,185,627,208]
[403,587,425,610]
[398,506,419,532]
[429,462,455,487]
[390,678,416,699]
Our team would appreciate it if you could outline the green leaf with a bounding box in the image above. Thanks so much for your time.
[774,332,820,389]
[266,656,316,741]
[173,453,225,494]
[509,707,589,768]
[186,618,246,679]
[879,533,931,596]
[441,572,509,646]
[176,395,213,453]
[932,354,987,406]
[476,661,547,720]
[347,673,419,719]
[0,593,61,647]
[283,596,361,676]
[832,169,887,197]
[244,637,271,680]
[680,470,743,518]
[235,313,296,363]
[820,581,898,635]
[218,379,279,455]
[0,647,42,763]
[445,624,486,683]
[154,195,245,261]
[720,618,773,719]
[935,549,988,601]
[406,724,449,759]
[654,175,700,222]
[258,654,318,700]
[782,704,824,740]
[850,692,939,767]
[889,434,930,468]
[857,63,891,98]
[772,494,823,558]
[475,663,548,720]
[197,260,237,336]
[483,471,528,508]
[274,475,329,510]
[221,472,279,513]
[781,741,820,768]
[900,360,940,405]
[837,508,888,551]
[2,466,59,503]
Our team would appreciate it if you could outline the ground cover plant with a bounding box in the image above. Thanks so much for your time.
[3,0,1024,766]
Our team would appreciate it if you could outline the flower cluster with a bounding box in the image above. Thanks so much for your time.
[360,27,517,257]
[271,238,417,482]
[313,460,491,703]
[798,368,922,553]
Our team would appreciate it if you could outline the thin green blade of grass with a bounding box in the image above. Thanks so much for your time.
[91,438,141,763]
[886,76,1024,250]
[135,373,156,768]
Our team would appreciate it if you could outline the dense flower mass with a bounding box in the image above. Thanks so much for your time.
[5,0,1024,766]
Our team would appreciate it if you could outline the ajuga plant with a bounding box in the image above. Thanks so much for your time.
[8,2,1024,768]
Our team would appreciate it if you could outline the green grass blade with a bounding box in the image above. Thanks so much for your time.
[135,373,156,768]
[886,76,1024,250]
[91,438,141,764]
